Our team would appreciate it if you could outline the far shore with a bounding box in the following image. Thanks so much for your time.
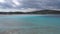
[0,14,59,15]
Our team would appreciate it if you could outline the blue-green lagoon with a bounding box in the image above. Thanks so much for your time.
[0,15,60,34]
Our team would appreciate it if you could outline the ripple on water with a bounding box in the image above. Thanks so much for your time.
[0,15,60,34]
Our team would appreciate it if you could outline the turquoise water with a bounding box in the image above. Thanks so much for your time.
[0,15,60,34]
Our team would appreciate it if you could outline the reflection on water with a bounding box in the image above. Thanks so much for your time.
[0,15,60,34]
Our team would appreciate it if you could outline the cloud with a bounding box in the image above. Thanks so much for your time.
[0,0,60,10]
[12,0,22,6]
[19,0,60,9]
[0,0,6,3]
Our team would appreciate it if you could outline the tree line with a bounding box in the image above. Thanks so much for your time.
[0,10,60,14]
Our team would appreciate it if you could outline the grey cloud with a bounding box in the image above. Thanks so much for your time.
[0,0,60,9]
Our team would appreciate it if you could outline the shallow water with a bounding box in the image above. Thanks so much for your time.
[0,15,60,34]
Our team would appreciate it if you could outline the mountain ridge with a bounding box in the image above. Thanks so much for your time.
[0,10,60,14]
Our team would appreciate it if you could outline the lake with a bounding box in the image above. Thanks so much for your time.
[0,15,60,34]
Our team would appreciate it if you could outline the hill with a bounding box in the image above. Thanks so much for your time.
[26,10,60,14]
[0,10,60,14]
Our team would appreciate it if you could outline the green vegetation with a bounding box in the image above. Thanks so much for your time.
[0,10,60,14]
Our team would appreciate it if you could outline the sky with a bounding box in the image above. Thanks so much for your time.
[0,0,60,10]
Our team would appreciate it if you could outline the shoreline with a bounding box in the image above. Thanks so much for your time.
[0,14,60,16]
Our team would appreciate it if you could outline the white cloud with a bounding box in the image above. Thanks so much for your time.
[21,8,38,12]
[0,8,39,12]
[12,0,22,6]
[0,0,5,3]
